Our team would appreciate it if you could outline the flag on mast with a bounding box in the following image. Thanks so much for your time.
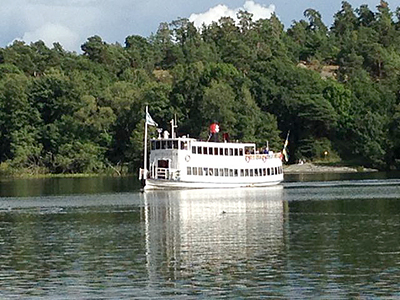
[282,131,290,162]
[146,111,158,127]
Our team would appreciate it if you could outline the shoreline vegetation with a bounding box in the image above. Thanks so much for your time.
[1,1,400,175]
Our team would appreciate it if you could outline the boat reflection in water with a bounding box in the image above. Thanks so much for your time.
[142,186,288,288]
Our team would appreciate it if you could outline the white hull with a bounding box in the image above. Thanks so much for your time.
[144,177,283,190]
[141,127,285,191]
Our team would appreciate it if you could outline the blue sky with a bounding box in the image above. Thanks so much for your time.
[1,0,398,52]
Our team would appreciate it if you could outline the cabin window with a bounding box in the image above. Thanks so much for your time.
[245,146,254,154]
[198,167,203,176]
[214,168,219,176]
[240,169,244,177]
[239,148,244,156]
[271,168,275,175]
[229,148,234,156]
[173,141,178,149]
[259,168,262,176]
[187,167,192,175]
[275,167,278,175]
[255,169,258,176]
[162,141,167,149]
[263,168,266,176]
[192,146,196,154]
[250,169,254,177]
[219,148,224,155]
[203,147,208,155]
[158,160,169,168]
[267,168,271,176]
[181,141,188,150]
[234,149,239,156]
[151,141,156,150]
[219,168,224,176]
[224,148,228,156]
[245,169,249,177]
[209,147,213,155]
[156,141,161,150]
[204,167,208,176]
[197,146,202,154]
[224,168,229,177]
[214,147,218,155]
[193,167,198,175]
[234,169,238,177]
[229,169,233,177]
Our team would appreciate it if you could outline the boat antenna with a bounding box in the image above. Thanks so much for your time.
[170,115,178,139]
[174,114,177,138]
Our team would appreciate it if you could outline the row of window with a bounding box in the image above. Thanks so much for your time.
[187,166,283,177]
[192,146,245,156]
[152,140,188,150]
[150,140,252,157]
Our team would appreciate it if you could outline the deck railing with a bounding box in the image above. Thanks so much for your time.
[245,152,282,161]
[155,168,180,180]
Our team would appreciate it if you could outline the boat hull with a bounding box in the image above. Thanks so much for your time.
[144,177,283,190]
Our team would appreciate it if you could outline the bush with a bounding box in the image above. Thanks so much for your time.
[296,137,340,163]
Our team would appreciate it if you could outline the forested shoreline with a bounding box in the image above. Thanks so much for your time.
[1,1,400,176]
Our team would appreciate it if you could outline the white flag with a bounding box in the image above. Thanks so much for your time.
[146,111,158,127]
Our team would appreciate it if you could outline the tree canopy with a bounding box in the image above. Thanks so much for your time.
[1,1,400,175]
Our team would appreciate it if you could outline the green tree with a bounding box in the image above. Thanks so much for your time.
[0,74,41,169]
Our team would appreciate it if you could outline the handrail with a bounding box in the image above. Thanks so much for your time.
[155,167,180,180]
[244,153,282,160]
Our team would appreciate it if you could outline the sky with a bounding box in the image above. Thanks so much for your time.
[1,0,399,52]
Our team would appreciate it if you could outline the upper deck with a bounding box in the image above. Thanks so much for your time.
[151,137,256,153]
[150,137,281,162]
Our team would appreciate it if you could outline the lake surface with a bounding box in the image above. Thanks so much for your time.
[0,172,400,299]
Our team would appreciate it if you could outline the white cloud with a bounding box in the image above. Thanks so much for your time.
[2,0,102,52]
[243,1,275,20]
[20,23,80,51]
[189,4,236,28]
[189,1,275,28]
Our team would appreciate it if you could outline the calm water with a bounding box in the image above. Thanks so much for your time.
[0,173,400,299]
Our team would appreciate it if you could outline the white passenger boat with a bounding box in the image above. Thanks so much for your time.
[139,107,285,190]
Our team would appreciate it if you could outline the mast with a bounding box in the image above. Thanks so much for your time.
[143,106,149,183]
[170,115,177,138]
[170,118,174,139]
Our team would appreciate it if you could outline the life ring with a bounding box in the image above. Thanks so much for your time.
[262,156,267,162]
[185,155,191,162]
[245,156,250,163]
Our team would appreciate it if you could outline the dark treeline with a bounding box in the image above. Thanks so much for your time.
[1,1,400,175]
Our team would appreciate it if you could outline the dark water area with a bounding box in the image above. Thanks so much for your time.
[0,172,400,299]
[0,176,140,198]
